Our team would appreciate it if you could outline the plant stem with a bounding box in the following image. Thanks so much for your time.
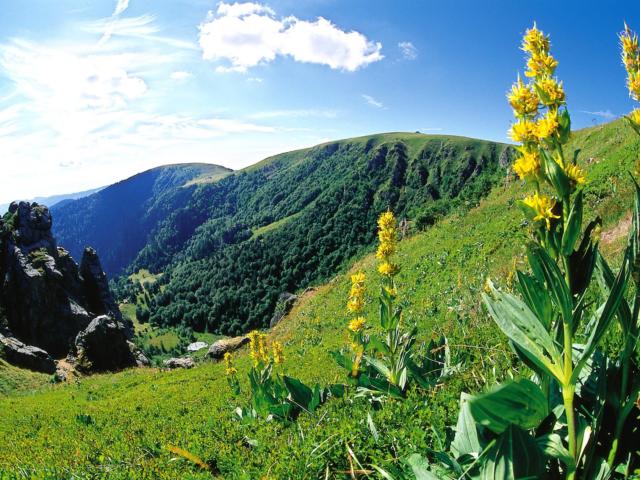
[562,318,578,475]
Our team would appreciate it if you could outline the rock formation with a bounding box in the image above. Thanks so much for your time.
[269,292,297,328]
[207,335,249,359]
[0,201,136,374]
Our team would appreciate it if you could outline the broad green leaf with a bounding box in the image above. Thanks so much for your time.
[527,244,573,328]
[283,375,313,411]
[407,454,440,480]
[469,379,549,434]
[595,253,632,334]
[451,392,483,458]
[479,425,545,480]
[357,374,404,398]
[535,433,575,472]
[561,190,583,256]
[516,271,553,329]
[363,355,392,380]
[572,253,629,383]
[482,282,562,381]
[541,149,570,200]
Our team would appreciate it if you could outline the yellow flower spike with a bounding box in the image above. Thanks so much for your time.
[507,78,539,117]
[348,316,366,333]
[536,77,565,106]
[347,272,366,313]
[629,108,640,127]
[378,261,399,277]
[563,163,586,186]
[535,111,560,140]
[376,211,398,262]
[248,330,269,366]
[523,193,561,230]
[509,119,537,143]
[223,352,237,376]
[525,52,558,79]
[620,23,640,71]
[512,149,541,180]
[628,71,640,100]
[522,24,550,55]
[272,341,284,365]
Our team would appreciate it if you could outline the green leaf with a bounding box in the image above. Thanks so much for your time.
[407,454,441,480]
[357,374,404,399]
[595,253,633,334]
[283,375,313,411]
[571,253,630,383]
[516,270,553,330]
[469,379,549,434]
[535,433,575,472]
[363,355,393,381]
[479,425,545,480]
[527,244,573,329]
[557,109,571,144]
[451,393,484,458]
[561,190,583,256]
[482,282,562,381]
[541,149,570,200]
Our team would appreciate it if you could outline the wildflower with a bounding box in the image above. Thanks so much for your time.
[376,211,398,261]
[536,77,565,106]
[629,108,640,128]
[347,272,366,313]
[248,330,269,366]
[523,193,560,230]
[628,71,640,100]
[272,341,284,365]
[384,286,397,297]
[535,111,559,140]
[563,163,586,185]
[378,261,399,277]
[590,223,602,243]
[348,316,366,333]
[507,78,539,117]
[224,352,237,376]
[621,24,640,71]
[513,149,540,180]
[509,119,537,143]
[522,24,550,55]
[525,52,558,78]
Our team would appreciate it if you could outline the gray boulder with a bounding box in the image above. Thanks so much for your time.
[187,341,208,352]
[269,292,297,328]
[0,334,56,374]
[74,315,136,373]
[163,357,195,369]
[207,336,249,359]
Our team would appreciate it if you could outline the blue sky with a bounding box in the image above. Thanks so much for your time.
[1,0,640,203]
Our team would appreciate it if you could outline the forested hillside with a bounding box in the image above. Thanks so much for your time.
[51,163,232,276]
[128,133,513,334]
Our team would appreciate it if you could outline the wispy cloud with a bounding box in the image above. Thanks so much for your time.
[170,70,193,81]
[580,109,617,119]
[398,41,418,60]
[362,94,384,109]
[248,109,338,119]
[113,0,130,16]
[199,1,383,73]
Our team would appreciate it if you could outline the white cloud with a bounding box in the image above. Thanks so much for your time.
[170,70,193,81]
[580,110,616,119]
[248,109,338,119]
[114,0,130,16]
[199,2,383,72]
[247,76,263,83]
[398,41,418,60]
[362,94,384,109]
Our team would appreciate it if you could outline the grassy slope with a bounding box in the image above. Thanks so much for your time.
[0,120,637,478]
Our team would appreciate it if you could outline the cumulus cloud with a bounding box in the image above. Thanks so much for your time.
[362,94,384,109]
[398,41,417,60]
[199,2,383,72]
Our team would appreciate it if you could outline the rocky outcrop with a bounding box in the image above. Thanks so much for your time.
[269,292,297,328]
[187,341,208,352]
[163,357,195,369]
[74,315,136,373]
[0,334,56,374]
[0,201,135,374]
[207,336,249,359]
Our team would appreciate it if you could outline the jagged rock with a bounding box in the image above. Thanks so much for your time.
[0,202,129,363]
[187,341,208,352]
[74,315,136,373]
[269,292,297,328]
[207,336,249,359]
[0,334,56,374]
[163,357,195,369]
[128,341,151,367]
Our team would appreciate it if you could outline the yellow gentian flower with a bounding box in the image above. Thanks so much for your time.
[513,149,541,180]
[508,78,539,117]
[523,193,560,230]
[509,119,537,143]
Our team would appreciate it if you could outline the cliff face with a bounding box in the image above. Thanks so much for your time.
[0,202,139,373]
